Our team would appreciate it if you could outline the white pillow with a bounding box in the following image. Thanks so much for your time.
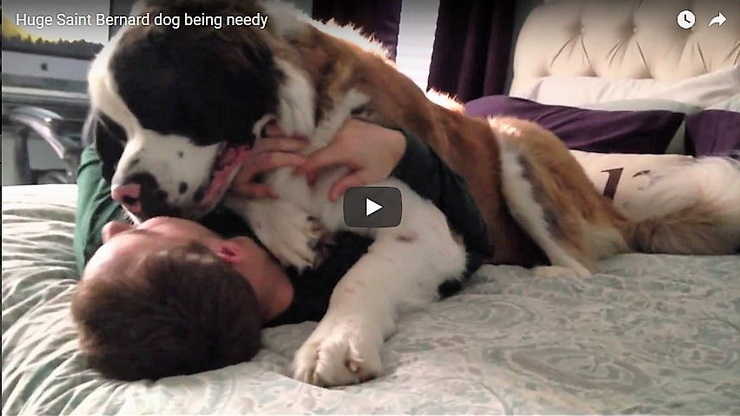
[582,99,705,114]
[571,150,698,222]
[514,67,740,108]
[707,94,740,111]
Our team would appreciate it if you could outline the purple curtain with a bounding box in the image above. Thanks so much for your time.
[312,0,402,60]
[427,0,515,102]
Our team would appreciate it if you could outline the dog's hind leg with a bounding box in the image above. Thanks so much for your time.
[490,117,629,278]
[496,138,592,278]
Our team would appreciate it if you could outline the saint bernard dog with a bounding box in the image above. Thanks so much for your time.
[86,0,740,386]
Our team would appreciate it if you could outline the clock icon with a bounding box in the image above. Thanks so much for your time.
[677,10,696,29]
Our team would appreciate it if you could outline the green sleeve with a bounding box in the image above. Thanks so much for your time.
[391,133,491,270]
[73,146,126,275]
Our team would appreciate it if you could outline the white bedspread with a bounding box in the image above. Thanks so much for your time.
[2,185,738,415]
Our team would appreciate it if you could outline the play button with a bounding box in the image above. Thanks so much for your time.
[366,198,382,216]
[343,186,402,228]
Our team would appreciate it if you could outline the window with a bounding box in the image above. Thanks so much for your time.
[395,0,439,90]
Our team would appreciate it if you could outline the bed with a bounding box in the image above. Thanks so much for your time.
[3,1,739,414]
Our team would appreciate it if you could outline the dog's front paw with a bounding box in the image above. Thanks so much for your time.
[291,323,382,387]
[231,199,325,272]
[263,210,325,272]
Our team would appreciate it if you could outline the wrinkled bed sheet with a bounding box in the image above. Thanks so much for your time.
[3,185,738,415]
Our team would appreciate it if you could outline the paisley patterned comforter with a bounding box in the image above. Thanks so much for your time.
[3,185,738,415]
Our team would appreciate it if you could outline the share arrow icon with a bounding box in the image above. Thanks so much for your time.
[709,12,726,27]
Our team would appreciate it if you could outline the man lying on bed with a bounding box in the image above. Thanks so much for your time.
[70,120,490,381]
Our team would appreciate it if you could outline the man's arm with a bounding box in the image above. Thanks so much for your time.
[278,119,492,270]
[73,146,126,274]
[391,133,491,274]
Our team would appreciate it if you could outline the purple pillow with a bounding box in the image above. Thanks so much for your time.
[685,110,740,157]
[465,96,684,154]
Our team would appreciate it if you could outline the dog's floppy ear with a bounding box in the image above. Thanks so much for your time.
[84,111,126,182]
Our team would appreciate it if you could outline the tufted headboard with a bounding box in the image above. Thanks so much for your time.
[510,0,740,95]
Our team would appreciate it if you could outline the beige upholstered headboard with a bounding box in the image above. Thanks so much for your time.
[510,0,740,94]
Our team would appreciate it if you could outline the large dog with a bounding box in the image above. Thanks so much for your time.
[86,0,740,386]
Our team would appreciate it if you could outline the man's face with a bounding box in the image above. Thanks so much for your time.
[84,217,219,276]
[84,217,282,288]
[102,216,218,247]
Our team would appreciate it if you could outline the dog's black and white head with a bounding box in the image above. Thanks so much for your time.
[87,0,317,221]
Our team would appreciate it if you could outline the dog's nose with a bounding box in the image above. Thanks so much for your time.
[111,183,143,213]
[110,173,170,219]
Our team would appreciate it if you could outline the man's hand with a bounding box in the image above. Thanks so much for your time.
[297,119,406,201]
[229,124,308,199]
[231,120,406,201]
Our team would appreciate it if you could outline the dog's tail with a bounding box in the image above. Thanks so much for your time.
[624,156,740,254]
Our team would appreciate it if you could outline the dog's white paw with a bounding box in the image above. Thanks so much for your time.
[291,323,382,387]
[236,199,324,271]
[260,211,324,271]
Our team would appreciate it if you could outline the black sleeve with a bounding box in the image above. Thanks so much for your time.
[391,133,491,274]
[265,232,372,327]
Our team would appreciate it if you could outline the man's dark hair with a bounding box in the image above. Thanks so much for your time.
[71,241,262,381]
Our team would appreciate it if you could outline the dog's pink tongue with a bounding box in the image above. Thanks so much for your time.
[201,145,248,208]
